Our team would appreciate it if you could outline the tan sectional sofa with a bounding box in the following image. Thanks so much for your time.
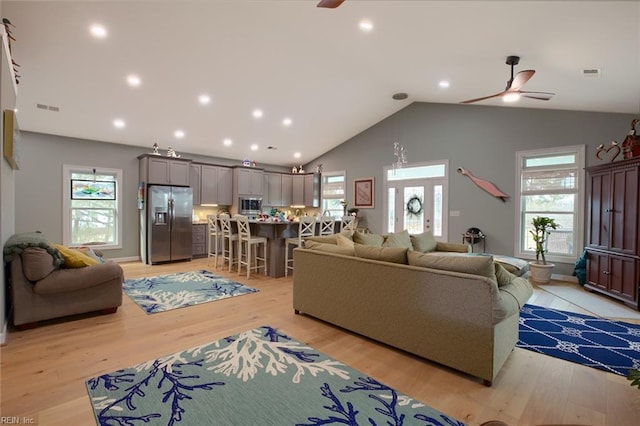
[292,230,532,385]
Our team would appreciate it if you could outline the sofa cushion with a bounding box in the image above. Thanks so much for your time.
[335,233,355,248]
[353,232,384,247]
[34,262,124,294]
[407,251,496,281]
[305,234,338,245]
[21,247,57,281]
[435,241,471,253]
[303,240,355,256]
[354,244,408,264]
[383,230,413,249]
[495,262,518,287]
[410,231,438,253]
[53,244,100,268]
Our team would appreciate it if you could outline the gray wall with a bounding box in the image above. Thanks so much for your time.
[307,101,636,275]
[14,131,288,259]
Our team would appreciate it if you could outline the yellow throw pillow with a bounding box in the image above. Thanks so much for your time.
[52,244,99,268]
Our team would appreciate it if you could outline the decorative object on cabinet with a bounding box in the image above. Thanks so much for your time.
[151,142,160,155]
[528,216,558,284]
[166,146,181,158]
[393,142,407,171]
[2,109,20,169]
[621,118,640,159]
[291,166,298,173]
[595,141,621,162]
[354,177,374,208]
[316,164,323,173]
[585,156,640,310]
[457,167,509,202]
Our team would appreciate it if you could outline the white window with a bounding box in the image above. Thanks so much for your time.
[321,171,346,218]
[515,145,585,263]
[62,165,123,249]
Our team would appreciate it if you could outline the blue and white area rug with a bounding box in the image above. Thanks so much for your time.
[123,270,258,314]
[517,304,640,376]
[86,326,464,426]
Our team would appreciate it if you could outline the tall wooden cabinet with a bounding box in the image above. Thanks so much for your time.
[585,157,640,309]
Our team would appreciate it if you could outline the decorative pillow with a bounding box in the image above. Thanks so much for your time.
[352,232,384,247]
[303,240,355,256]
[354,244,408,264]
[335,233,355,248]
[407,251,496,281]
[410,231,438,253]
[21,247,57,281]
[383,230,413,249]
[494,262,518,287]
[53,244,100,268]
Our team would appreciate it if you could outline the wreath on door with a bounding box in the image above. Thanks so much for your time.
[406,195,423,217]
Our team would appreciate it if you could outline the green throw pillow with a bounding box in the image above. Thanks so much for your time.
[383,230,413,249]
[353,232,384,247]
[354,244,408,264]
[410,231,438,252]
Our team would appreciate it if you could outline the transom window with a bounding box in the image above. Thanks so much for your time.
[515,145,585,262]
[62,165,123,249]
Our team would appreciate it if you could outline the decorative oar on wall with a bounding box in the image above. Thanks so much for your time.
[457,167,510,202]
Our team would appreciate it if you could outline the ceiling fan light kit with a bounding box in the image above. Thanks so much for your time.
[460,55,555,105]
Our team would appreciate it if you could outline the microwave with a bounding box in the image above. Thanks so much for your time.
[239,197,262,215]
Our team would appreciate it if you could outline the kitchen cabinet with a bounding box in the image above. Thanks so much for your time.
[292,175,305,206]
[234,167,263,197]
[138,154,191,186]
[192,223,207,258]
[189,164,201,205]
[281,174,293,206]
[291,173,320,207]
[264,172,283,206]
[202,165,233,205]
[585,157,640,309]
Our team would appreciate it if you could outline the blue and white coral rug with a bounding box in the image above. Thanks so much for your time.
[86,326,464,425]
[517,304,640,376]
[123,270,258,314]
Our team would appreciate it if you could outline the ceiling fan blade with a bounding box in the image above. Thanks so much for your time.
[460,91,506,104]
[317,0,346,8]
[519,91,555,101]
[510,70,535,90]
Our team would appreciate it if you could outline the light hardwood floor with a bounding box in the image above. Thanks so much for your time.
[1,258,639,425]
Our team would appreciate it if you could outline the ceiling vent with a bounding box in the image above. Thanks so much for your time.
[36,103,60,112]
[582,68,601,78]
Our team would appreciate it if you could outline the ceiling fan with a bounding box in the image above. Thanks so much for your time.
[317,0,346,8]
[460,56,555,104]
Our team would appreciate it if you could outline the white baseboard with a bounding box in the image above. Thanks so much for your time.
[111,256,140,263]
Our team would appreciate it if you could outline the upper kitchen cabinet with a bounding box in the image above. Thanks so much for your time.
[201,165,233,206]
[189,164,202,205]
[291,173,320,207]
[138,154,191,186]
[233,167,263,197]
[264,172,283,206]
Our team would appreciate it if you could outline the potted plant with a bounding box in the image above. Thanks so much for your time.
[528,216,559,283]
[347,207,359,217]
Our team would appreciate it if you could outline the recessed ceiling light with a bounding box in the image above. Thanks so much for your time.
[90,24,107,39]
[503,93,520,103]
[293,152,301,159]
[198,94,211,105]
[392,92,408,100]
[250,144,259,151]
[282,117,292,127]
[126,74,141,87]
[252,109,263,119]
[223,138,233,146]
[359,20,374,32]
[113,119,125,129]
[439,80,450,88]
[174,130,185,138]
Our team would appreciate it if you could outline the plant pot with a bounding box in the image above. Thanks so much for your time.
[528,262,554,284]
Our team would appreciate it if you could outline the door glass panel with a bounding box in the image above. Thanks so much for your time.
[387,188,396,233]
[404,186,424,234]
[432,184,443,237]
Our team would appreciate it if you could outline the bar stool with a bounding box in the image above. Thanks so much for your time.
[341,215,358,233]
[235,214,267,279]
[285,216,317,277]
[219,214,239,273]
[206,214,221,268]
[318,216,335,236]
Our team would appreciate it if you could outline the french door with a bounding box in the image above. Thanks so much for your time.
[386,178,447,238]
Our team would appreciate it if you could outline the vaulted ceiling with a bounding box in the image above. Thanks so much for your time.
[4,1,640,166]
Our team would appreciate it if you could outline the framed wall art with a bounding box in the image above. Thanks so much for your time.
[354,177,374,208]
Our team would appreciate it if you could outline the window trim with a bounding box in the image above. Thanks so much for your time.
[62,164,123,249]
[514,145,585,264]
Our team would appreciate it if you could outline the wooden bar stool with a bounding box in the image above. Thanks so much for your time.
[206,215,221,268]
[318,216,335,236]
[218,214,239,273]
[235,214,267,279]
[285,217,316,277]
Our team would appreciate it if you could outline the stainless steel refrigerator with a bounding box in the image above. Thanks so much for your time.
[145,185,193,264]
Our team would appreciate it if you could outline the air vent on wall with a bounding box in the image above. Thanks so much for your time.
[36,103,60,112]
[582,68,601,78]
